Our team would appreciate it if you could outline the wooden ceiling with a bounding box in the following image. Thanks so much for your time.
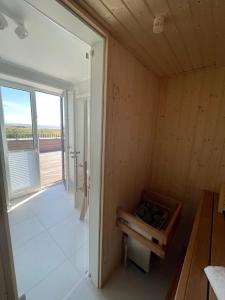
[75,0,225,77]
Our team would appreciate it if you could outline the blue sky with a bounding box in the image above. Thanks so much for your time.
[2,87,61,127]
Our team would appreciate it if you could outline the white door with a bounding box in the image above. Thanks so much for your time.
[0,85,40,201]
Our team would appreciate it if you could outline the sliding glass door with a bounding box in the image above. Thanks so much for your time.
[0,85,40,200]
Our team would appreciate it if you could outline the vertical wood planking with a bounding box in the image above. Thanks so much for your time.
[101,37,159,283]
[213,0,225,67]
[197,68,225,190]
[150,66,225,221]
[150,78,170,193]
[187,68,217,192]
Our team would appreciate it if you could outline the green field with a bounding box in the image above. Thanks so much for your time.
[6,126,61,139]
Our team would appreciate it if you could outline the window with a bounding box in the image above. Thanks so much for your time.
[1,86,34,151]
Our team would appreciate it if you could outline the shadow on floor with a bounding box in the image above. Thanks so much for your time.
[66,226,185,300]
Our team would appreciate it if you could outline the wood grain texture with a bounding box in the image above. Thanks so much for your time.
[174,193,203,300]
[75,0,225,76]
[101,36,159,284]
[175,191,213,300]
[184,191,213,300]
[39,152,62,187]
[0,255,7,300]
[150,66,225,224]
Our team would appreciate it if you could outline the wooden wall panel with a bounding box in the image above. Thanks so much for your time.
[0,255,7,300]
[101,36,159,283]
[76,0,225,76]
[150,66,225,225]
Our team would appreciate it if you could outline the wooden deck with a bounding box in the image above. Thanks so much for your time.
[39,151,62,187]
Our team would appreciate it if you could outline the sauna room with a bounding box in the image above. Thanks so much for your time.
[0,1,225,300]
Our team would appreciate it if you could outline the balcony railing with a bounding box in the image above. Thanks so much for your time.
[7,133,61,140]
[6,134,62,153]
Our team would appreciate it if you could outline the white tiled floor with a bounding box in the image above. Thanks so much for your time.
[66,237,183,300]
[8,183,183,300]
[8,183,88,300]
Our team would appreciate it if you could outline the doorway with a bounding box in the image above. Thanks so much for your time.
[0,0,105,299]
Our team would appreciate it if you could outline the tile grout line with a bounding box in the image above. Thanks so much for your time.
[8,209,35,227]
[62,275,89,300]
[47,223,87,275]
[10,184,87,298]
[22,259,67,296]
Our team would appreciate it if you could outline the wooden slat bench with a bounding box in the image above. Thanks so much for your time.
[172,190,225,300]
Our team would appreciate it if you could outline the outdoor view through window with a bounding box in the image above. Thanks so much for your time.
[1,86,62,187]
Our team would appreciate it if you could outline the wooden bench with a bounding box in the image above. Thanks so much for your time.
[171,191,225,300]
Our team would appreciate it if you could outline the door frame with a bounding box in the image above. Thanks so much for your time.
[0,2,108,299]
[60,95,66,185]
[88,40,105,287]
[59,2,108,288]
[63,90,76,194]
[0,87,11,207]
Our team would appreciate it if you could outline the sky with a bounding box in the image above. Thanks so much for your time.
[1,87,61,127]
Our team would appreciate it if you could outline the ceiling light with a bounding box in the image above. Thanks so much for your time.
[15,23,28,39]
[0,13,8,30]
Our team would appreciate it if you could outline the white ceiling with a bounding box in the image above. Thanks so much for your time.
[0,0,93,84]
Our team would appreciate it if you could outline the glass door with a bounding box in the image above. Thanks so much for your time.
[64,91,76,195]
[74,98,88,217]
[0,85,40,201]
[63,91,89,214]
